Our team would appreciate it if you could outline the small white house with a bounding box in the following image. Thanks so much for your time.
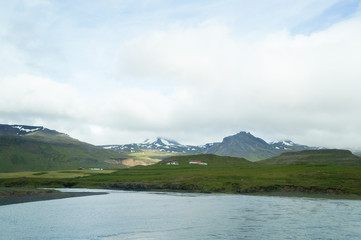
[89,168,103,170]
[166,161,179,165]
[189,161,208,166]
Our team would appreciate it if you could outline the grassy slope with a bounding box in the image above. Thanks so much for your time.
[127,150,179,163]
[259,149,361,166]
[0,170,116,179]
[79,161,361,195]
[1,154,361,197]
[0,187,60,199]
[0,135,128,172]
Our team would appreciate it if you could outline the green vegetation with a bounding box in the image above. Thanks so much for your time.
[23,129,82,144]
[0,187,59,198]
[1,154,361,199]
[0,170,115,179]
[127,150,179,163]
[260,149,361,166]
[0,135,128,172]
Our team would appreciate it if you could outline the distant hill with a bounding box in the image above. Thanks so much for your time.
[204,132,313,161]
[259,149,361,166]
[160,154,255,167]
[0,124,127,172]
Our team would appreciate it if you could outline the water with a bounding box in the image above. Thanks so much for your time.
[1,189,361,240]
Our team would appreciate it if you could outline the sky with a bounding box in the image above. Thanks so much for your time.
[1,0,361,149]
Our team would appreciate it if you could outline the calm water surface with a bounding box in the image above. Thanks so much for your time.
[1,188,361,239]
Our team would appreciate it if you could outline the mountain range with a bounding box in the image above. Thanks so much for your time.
[102,131,315,161]
[102,137,207,154]
[1,123,360,172]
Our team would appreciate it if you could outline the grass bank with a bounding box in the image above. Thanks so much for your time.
[1,154,361,200]
[0,187,107,206]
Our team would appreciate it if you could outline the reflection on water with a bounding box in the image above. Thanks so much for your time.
[1,189,361,240]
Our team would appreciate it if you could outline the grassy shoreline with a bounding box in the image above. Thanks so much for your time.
[1,154,361,201]
[242,191,361,200]
[1,186,360,206]
[0,187,107,206]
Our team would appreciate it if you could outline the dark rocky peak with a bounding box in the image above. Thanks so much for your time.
[223,131,269,146]
[0,124,45,136]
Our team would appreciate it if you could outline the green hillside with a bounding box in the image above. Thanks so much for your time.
[160,154,254,167]
[1,153,361,198]
[74,153,361,196]
[0,126,128,172]
[23,128,82,144]
[259,149,361,166]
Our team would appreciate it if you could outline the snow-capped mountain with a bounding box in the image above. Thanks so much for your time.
[102,132,318,161]
[143,137,181,147]
[102,137,206,154]
[269,140,310,151]
[204,132,315,161]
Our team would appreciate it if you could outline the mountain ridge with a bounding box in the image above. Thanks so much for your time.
[1,123,360,171]
[102,131,315,161]
[101,137,207,154]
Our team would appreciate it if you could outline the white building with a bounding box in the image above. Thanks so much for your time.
[189,161,208,165]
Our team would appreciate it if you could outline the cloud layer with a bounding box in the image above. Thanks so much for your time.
[1,1,361,149]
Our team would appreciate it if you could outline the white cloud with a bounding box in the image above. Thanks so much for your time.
[114,16,361,147]
[1,1,361,149]
[0,74,84,120]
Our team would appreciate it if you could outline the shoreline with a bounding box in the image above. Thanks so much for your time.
[242,191,361,200]
[1,187,361,206]
[0,189,107,206]
[99,186,361,200]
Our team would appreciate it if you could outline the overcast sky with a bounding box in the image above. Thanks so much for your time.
[1,0,361,149]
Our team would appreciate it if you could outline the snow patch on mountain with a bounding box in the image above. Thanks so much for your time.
[12,125,42,133]
[101,132,314,158]
[282,140,294,146]
[160,138,172,146]
[102,137,206,154]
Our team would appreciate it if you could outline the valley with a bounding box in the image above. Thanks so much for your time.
[1,124,361,200]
